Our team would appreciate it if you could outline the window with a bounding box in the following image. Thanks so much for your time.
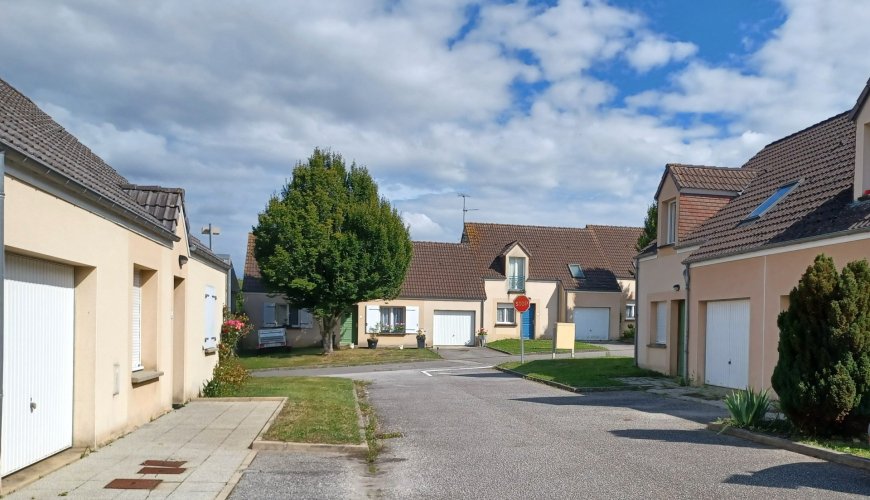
[625,302,636,320]
[263,302,313,328]
[508,256,525,291]
[655,301,667,344]
[744,181,799,221]
[380,306,406,333]
[132,270,143,372]
[496,303,516,324]
[666,200,677,244]
[204,285,218,351]
[568,264,585,279]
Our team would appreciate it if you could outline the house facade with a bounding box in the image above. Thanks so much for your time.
[0,78,228,480]
[637,79,870,391]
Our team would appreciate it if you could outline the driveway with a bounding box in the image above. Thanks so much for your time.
[241,363,869,499]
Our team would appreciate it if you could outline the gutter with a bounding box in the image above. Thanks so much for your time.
[0,150,6,470]
[633,256,639,367]
[683,263,691,381]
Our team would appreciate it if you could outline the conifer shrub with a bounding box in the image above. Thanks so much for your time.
[771,254,870,436]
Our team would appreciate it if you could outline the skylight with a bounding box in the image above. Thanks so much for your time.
[568,264,584,279]
[745,182,799,221]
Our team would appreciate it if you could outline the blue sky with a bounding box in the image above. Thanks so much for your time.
[0,0,868,269]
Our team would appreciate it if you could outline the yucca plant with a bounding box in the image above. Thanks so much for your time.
[724,388,771,428]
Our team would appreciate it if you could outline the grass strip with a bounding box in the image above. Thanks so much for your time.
[499,357,662,388]
[239,346,440,370]
[486,339,606,355]
[354,381,381,470]
[228,376,361,444]
[719,418,870,460]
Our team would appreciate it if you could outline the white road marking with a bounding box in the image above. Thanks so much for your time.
[421,366,494,377]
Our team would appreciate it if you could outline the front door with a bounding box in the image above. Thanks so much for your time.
[340,307,358,346]
[521,304,535,339]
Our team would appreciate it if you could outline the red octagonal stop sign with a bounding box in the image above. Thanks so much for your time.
[513,295,530,313]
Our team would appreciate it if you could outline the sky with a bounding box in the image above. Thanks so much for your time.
[2,0,870,269]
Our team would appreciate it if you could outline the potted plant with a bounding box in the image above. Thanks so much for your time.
[476,327,488,347]
[416,328,427,349]
[367,324,380,349]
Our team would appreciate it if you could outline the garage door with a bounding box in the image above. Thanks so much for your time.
[573,307,610,340]
[2,254,75,476]
[705,300,749,389]
[433,311,474,346]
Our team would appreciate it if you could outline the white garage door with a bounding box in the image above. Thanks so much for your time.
[2,254,75,476]
[705,300,749,389]
[433,311,474,346]
[573,307,610,341]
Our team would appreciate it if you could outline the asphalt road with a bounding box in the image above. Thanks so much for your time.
[233,352,870,499]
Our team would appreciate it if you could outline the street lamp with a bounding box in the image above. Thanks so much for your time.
[201,223,221,250]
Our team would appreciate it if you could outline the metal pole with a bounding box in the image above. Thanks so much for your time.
[519,311,524,364]
[207,223,213,250]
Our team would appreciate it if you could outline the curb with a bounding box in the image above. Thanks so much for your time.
[493,366,650,393]
[707,423,870,473]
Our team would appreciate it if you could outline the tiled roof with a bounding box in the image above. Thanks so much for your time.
[243,233,267,293]
[400,242,485,300]
[122,185,184,232]
[685,112,870,262]
[0,78,173,238]
[586,225,644,279]
[462,222,633,292]
[668,164,756,193]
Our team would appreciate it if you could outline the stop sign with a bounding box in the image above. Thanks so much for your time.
[513,295,530,313]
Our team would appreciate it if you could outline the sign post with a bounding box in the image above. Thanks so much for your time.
[513,295,530,364]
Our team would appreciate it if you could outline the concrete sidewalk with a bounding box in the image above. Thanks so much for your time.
[6,399,281,500]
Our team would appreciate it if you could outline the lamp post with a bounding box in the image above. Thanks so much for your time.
[201,223,221,250]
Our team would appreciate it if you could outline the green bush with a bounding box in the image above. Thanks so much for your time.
[771,254,870,436]
[621,323,636,342]
[202,312,251,397]
[724,388,770,428]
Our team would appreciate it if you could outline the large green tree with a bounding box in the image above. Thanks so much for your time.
[253,149,412,353]
[635,202,657,251]
[771,254,870,436]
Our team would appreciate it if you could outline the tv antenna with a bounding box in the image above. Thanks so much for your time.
[458,193,479,225]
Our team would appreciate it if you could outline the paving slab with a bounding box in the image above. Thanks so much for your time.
[5,400,280,500]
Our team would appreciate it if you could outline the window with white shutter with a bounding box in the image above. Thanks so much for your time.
[655,302,668,345]
[263,302,277,326]
[204,285,218,350]
[132,270,143,372]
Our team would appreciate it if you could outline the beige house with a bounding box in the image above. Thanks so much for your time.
[637,78,870,391]
[0,78,228,481]
[361,223,641,347]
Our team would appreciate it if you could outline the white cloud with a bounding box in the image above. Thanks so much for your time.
[625,36,697,73]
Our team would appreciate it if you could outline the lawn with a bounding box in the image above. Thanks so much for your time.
[487,338,606,355]
[226,376,361,444]
[499,357,662,388]
[239,346,441,370]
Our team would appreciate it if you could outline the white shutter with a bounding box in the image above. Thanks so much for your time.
[300,309,314,328]
[365,306,380,333]
[204,285,217,350]
[263,302,276,326]
[405,306,419,333]
[132,271,143,371]
[656,302,667,344]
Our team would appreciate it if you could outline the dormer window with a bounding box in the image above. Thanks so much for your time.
[666,200,677,244]
[508,256,525,291]
[744,181,799,221]
[568,264,584,279]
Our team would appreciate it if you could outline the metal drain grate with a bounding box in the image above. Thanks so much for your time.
[105,479,162,490]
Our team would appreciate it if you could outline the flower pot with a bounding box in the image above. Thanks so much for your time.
[477,335,487,347]
[367,338,379,349]
[416,336,426,349]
